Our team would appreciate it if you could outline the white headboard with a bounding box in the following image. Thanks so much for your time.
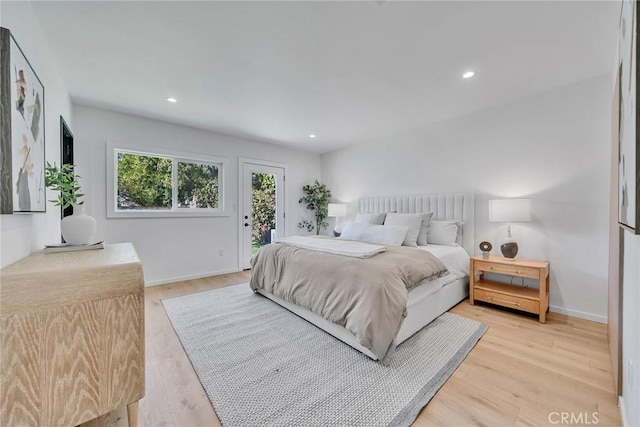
[358,193,475,255]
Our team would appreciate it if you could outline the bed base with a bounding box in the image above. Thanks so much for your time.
[256,277,468,360]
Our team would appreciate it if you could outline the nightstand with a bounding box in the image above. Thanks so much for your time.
[469,255,550,323]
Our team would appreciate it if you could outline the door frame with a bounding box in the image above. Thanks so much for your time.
[60,116,74,219]
[238,158,288,271]
[609,67,623,396]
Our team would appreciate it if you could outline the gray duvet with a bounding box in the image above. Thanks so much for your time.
[249,243,448,359]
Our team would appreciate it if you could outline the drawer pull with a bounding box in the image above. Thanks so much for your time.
[488,296,520,307]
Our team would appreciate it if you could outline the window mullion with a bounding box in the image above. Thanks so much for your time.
[172,158,178,211]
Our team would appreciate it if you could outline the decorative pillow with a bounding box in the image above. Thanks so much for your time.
[427,220,463,246]
[416,212,434,246]
[383,213,424,247]
[340,223,408,246]
[355,212,387,225]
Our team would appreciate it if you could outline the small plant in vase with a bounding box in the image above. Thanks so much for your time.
[45,162,96,245]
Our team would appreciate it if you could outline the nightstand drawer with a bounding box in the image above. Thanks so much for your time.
[473,289,540,314]
[474,260,540,279]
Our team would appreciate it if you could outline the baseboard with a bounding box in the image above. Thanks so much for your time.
[144,268,241,287]
[619,395,628,427]
[548,305,607,324]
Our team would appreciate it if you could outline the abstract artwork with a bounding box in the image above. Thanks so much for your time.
[618,0,640,233]
[0,27,46,214]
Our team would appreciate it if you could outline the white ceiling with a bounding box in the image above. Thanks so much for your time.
[31,1,619,154]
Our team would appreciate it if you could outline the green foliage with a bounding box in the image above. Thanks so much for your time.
[252,173,276,245]
[178,162,219,208]
[298,180,331,235]
[44,162,84,209]
[117,153,172,209]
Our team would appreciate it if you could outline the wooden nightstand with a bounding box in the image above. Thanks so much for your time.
[469,255,550,323]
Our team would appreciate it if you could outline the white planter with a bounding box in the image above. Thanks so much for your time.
[61,205,97,245]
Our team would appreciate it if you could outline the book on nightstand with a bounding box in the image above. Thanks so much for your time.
[43,241,105,253]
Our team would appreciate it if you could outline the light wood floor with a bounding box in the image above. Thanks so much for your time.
[83,272,621,427]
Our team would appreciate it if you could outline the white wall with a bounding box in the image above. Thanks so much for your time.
[73,105,321,285]
[322,74,612,322]
[621,231,640,427]
[0,1,72,268]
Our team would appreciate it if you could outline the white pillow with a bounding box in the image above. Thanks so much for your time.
[427,220,463,246]
[340,223,408,246]
[355,212,387,225]
[383,213,423,247]
[416,212,434,246]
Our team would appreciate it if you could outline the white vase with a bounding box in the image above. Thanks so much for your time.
[61,205,97,245]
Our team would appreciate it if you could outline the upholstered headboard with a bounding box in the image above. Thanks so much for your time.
[358,193,475,255]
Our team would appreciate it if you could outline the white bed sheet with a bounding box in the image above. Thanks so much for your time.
[416,244,470,277]
[406,244,470,303]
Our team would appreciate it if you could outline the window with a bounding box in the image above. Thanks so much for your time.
[177,161,219,209]
[107,144,226,217]
[117,152,172,210]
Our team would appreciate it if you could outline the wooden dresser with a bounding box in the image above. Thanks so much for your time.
[0,243,145,426]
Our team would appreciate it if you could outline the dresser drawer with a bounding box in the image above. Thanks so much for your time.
[474,288,540,314]
[474,260,540,279]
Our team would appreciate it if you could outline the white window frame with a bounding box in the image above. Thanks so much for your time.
[106,141,228,218]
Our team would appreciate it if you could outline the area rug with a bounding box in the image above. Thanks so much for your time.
[162,283,487,427]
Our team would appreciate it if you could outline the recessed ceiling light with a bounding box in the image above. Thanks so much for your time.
[462,71,475,79]
[309,134,316,138]
[166,97,177,103]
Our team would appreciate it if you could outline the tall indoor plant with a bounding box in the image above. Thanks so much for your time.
[297,180,331,235]
[45,162,96,244]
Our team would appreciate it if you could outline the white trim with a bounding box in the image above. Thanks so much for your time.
[238,157,288,169]
[548,305,607,324]
[237,161,243,272]
[144,268,240,287]
[106,141,229,218]
[237,158,289,271]
[619,396,628,427]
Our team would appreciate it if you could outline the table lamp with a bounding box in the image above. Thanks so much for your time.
[328,203,347,237]
[489,199,531,260]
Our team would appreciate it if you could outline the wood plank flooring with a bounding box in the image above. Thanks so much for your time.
[82,272,620,427]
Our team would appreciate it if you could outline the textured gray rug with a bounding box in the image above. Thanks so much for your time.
[162,283,487,427]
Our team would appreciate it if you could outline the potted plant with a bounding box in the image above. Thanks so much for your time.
[297,180,331,235]
[45,162,96,244]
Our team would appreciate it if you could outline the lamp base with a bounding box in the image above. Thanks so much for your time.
[500,241,519,260]
[333,229,341,238]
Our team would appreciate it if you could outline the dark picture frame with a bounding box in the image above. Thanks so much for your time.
[60,116,74,219]
[0,27,46,214]
[618,0,640,233]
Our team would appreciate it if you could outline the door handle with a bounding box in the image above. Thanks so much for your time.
[244,215,249,220]
[244,223,251,227]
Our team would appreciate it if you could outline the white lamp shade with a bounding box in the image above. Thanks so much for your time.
[489,199,531,222]
[328,203,347,217]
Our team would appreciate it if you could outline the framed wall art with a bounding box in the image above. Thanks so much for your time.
[0,27,46,214]
[618,0,640,233]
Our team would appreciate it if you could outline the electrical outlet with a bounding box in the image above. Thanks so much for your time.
[219,249,224,257]
[629,359,634,389]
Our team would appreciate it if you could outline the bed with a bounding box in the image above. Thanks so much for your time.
[251,193,474,360]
